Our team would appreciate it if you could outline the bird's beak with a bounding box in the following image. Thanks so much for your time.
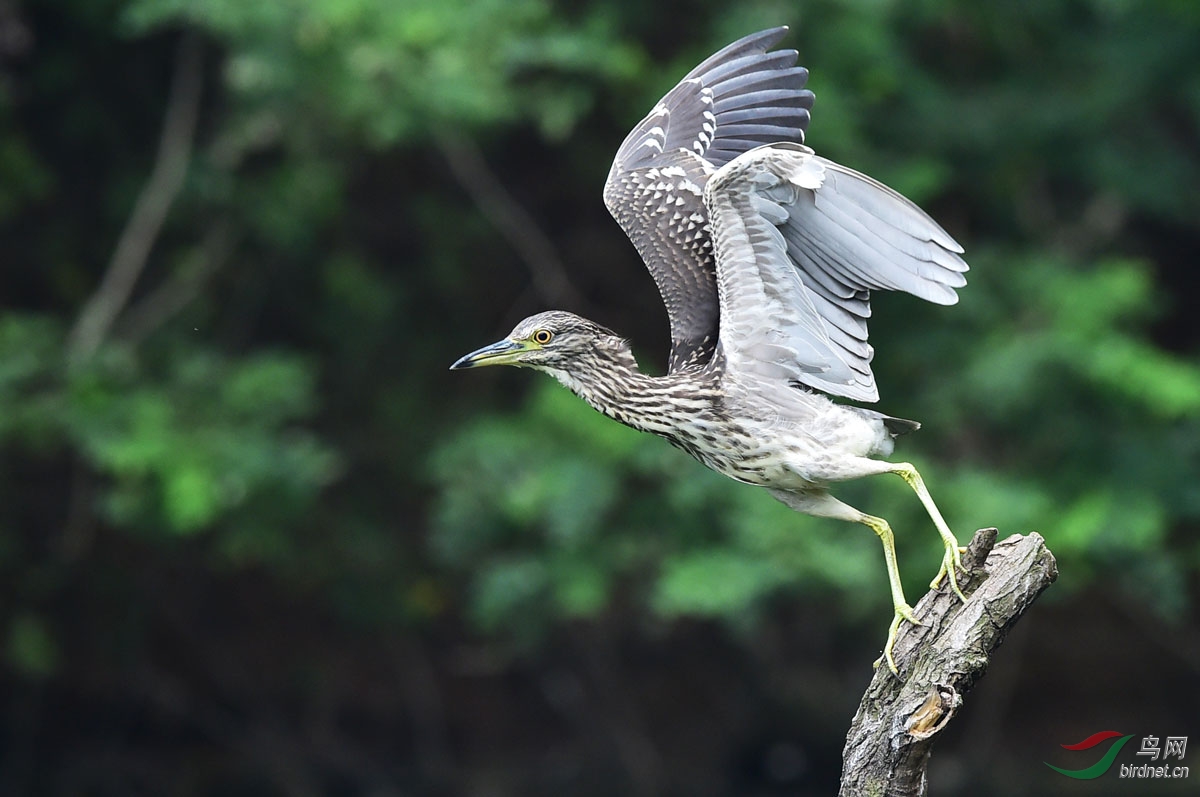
[449,338,532,370]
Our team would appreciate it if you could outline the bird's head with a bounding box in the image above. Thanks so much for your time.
[450,310,630,373]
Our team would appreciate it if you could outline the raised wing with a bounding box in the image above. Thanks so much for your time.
[704,143,968,402]
[604,28,814,371]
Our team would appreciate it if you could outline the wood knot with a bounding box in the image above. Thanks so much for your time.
[906,683,961,740]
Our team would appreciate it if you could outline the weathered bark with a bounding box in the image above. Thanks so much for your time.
[839,529,1058,797]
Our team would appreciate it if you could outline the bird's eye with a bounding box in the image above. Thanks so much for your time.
[532,329,553,345]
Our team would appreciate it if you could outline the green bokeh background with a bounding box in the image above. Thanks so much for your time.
[1,0,1197,794]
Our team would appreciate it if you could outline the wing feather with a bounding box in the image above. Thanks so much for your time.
[704,143,969,402]
[711,68,812,99]
[603,29,814,371]
[713,89,813,113]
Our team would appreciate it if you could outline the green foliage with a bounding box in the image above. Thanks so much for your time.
[933,250,1200,616]
[5,612,59,678]
[431,383,658,632]
[3,0,1200,789]
[124,0,641,145]
[6,0,1194,636]
[0,314,337,537]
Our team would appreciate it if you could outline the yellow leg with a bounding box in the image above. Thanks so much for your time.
[890,463,967,603]
[766,489,924,675]
[860,513,921,675]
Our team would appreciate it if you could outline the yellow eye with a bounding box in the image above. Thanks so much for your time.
[532,329,553,345]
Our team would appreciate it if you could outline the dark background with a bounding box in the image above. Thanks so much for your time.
[1,0,1198,794]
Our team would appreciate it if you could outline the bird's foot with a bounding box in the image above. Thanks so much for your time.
[873,602,921,675]
[930,543,968,603]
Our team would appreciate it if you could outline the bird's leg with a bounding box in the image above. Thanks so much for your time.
[857,512,921,674]
[768,489,918,674]
[888,463,967,603]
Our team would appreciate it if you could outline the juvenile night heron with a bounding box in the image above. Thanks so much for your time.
[451,28,969,673]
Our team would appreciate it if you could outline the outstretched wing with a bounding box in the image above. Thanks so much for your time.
[704,143,968,402]
[604,28,814,371]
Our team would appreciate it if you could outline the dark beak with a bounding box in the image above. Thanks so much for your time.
[449,338,527,370]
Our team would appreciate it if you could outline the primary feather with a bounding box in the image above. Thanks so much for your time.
[603,27,814,372]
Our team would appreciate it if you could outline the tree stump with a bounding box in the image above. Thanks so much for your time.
[839,529,1058,796]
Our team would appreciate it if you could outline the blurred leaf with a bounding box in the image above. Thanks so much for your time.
[6,613,59,678]
[654,549,786,617]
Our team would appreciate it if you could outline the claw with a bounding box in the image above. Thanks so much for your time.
[931,545,969,603]
[889,464,967,604]
[873,602,921,675]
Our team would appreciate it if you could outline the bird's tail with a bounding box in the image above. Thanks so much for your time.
[882,415,921,437]
[856,408,921,438]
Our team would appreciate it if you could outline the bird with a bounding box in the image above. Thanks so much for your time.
[451,27,970,674]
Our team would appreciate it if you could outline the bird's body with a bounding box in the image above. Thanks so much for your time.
[531,316,898,488]
[452,28,971,673]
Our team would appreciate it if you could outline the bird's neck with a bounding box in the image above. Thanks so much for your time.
[546,346,714,437]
